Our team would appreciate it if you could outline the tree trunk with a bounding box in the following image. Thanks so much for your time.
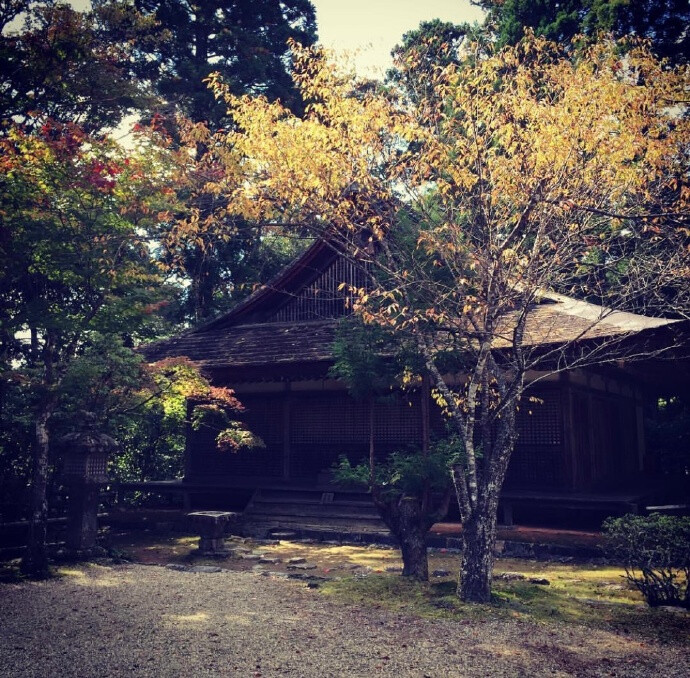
[398,497,429,581]
[21,405,53,578]
[377,495,430,581]
[457,421,517,603]
[458,510,497,603]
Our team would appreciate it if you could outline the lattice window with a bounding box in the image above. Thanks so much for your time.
[516,391,562,446]
[187,416,282,478]
[239,396,283,445]
[271,256,368,322]
[291,394,368,444]
[290,393,422,446]
[373,394,422,443]
[506,445,565,487]
[507,390,564,487]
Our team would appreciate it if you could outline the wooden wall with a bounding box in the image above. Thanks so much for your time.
[186,388,425,482]
[186,369,644,492]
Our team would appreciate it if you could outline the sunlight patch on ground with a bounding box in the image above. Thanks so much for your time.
[222,613,253,627]
[57,565,126,588]
[474,644,531,658]
[269,542,402,569]
[163,611,209,627]
[56,568,86,578]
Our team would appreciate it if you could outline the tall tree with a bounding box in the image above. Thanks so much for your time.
[134,0,317,125]
[388,19,474,104]
[1,2,159,132]
[130,1,318,321]
[477,0,690,65]
[0,122,170,575]
[203,36,689,601]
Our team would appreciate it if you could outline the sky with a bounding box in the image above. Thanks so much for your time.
[312,0,485,77]
[64,1,486,78]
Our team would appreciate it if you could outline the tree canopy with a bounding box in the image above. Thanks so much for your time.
[120,1,318,322]
[201,34,689,600]
[133,0,318,125]
[1,2,159,132]
[477,0,690,65]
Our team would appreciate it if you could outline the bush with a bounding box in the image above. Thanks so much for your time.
[331,435,462,497]
[603,513,690,608]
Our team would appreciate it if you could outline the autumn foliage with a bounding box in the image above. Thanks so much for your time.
[199,34,689,600]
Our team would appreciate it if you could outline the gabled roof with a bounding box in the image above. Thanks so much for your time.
[143,302,682,370]
[142,240,685,371]
[201,239,336,330]
[492,294,680,348]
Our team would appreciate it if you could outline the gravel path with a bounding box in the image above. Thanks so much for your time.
[1,563,687,677]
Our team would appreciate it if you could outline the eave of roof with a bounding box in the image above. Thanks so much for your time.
[142,319,339,369]
[140,238,686,370]
[141,303,687,371]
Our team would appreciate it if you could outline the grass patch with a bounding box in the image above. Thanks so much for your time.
[321,574,493,621]
[322,562,690,645]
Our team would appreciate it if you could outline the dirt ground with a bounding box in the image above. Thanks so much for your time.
[1,530,688,677]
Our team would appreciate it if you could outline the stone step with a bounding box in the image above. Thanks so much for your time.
[241,487,389,540]
[247,503,381,519]
[267,530,298,539]
[241,515,389,533]
[254,488,372,506]
[242,514,388,530]
[252,495,376,508]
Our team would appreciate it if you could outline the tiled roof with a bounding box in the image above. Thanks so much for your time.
[143,320,338,368]
[142,297,681,370]
[494,297,679,348]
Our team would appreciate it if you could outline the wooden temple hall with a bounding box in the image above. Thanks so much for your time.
[144,241,689,530]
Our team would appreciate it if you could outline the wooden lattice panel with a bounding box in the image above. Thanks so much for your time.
[516,391,562,446]
[188,398,283,478]
[239,396,283,445]
[288,392,424,478]
[290,393,422,446]
[507,390,565,488]
[374,394,422,443]
[291,394,368,444]
[271,256,368,322]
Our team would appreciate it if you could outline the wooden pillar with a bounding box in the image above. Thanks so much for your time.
[183,400,194,480]
[421,374,430,455]
[635,392,646,471]
[586,391,596,488]
[560,373,577,490]
[282,383,291,480]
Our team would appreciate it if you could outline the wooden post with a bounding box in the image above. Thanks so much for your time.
[421,374,431,514]
[421,374,430,456]
[635,395,646,471]
[184,399,194,479]
[368,394,375,481]
[560,373,577,490]
[283,383,291,480]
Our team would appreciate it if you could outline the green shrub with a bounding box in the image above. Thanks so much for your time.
[603,513,690,608]
[331,436,462,497]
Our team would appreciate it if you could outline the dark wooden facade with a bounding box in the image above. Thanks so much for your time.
[145,240,685,511]
[185,371,644,494]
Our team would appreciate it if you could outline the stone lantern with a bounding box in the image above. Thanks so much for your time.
[61,414,117,554]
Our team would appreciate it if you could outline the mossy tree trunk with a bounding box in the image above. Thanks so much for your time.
[375,490,450,581]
